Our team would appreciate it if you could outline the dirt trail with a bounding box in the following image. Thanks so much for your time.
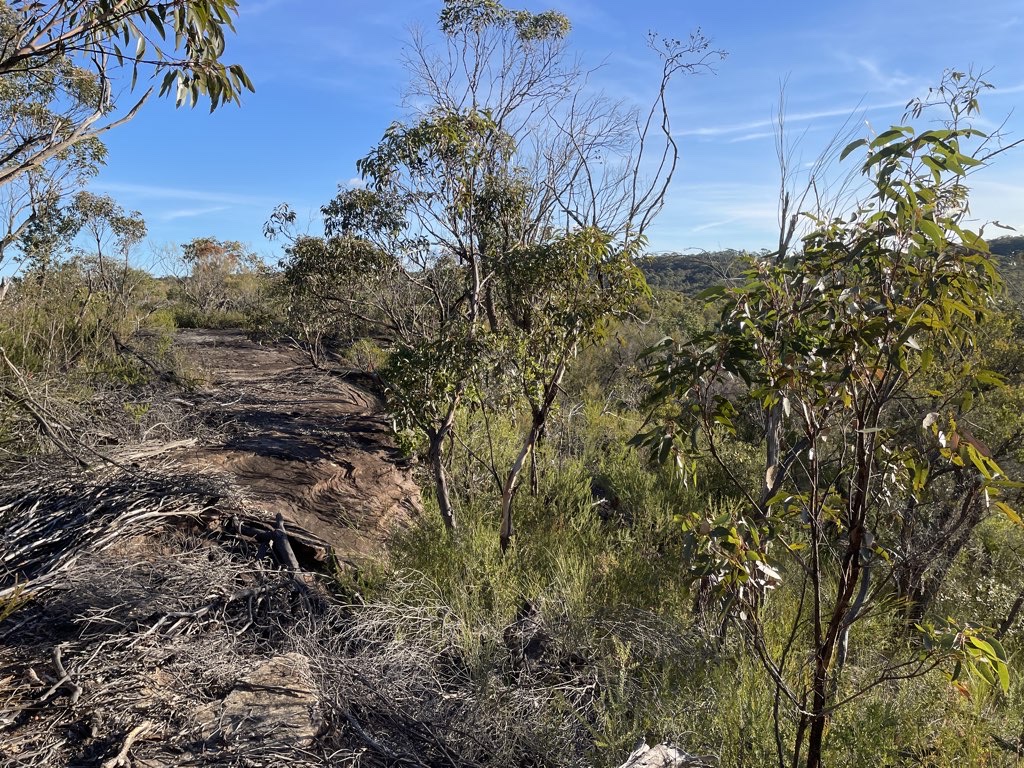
[172,329,421,562]
[0,332,424,767]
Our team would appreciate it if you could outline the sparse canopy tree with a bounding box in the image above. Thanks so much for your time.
[0,1,252,268]
[271,0,723,541]
[177,236,262,318]
[65,191,147,323]
[71,191,147,264]
[637,75,1020,768]
[0,191,149,458]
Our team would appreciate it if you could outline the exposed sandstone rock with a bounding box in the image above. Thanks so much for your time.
[197,652,321,747]
[173,329,421,563]
[618,740,717,768]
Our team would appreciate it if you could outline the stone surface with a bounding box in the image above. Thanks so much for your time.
[198,652,321,747]
[618,740,717,768]
[173,330,422,563]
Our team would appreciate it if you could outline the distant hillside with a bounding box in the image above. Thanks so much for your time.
[990,236,1024,301]
[989,235,1024,257]
[641,238,1023,300]
[638,250,747,294]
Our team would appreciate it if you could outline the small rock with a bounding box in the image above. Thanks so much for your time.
[198,652,320,747]
[617,740,717,768]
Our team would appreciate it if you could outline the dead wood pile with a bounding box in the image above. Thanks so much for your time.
[0,459,713,768]
[0,460,333,767]
[0,462,574,767]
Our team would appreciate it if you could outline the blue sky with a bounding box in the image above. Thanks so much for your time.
[92,0,1024,266]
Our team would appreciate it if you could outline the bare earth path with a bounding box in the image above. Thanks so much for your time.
[172,329,421,564]
[0,331,423,767]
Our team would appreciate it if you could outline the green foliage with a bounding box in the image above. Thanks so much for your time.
[169,237,270,328]
[0,192,194,460]
[346,338,389,373]
[439,0,570,40]
[636,75,1021,766]
[375,408,713,765]
[356,367,1024,765]
[0,2,251,273]
[1,1,253,111]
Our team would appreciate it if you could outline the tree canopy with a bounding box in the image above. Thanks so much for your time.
[269,0,723,543]
[0,1,251,268]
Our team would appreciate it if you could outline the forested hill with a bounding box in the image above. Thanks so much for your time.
[992,235,1024,298]
[641,236,1024,297]
[637,249,745,293]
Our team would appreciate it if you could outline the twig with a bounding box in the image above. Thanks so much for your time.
[39,645,82,705]
[101,720,152,768]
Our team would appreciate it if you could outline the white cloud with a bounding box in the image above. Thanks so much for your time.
[726,131,776,144]
[850,56,916,92]
[159,206,230,221]
[91,182,273,208]
[678,99,907,138]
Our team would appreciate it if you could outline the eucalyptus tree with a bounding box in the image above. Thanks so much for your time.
[175,236,263,319]
[272,0,723,540]
[0,0,252,269]
[637,75,1019,768]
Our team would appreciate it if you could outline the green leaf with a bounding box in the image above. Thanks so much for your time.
[989,637,1008,663]
[918,218,944,248]
[975,660,997,686]
[840,138,868,161]
[870,128,908,148]
[974,370,1006,387]
[994,501,1023,526]
[960,390,974,412]
[967,636,996,658]
[997,660,1010,693]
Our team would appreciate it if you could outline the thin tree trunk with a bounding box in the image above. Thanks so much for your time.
[791,713,807,768]
[762,398,785,506]
[998,590,1024,639]
[499,423,537,552]
[428,433,456,532]
[499,352,570,552]
[803,416,873,768]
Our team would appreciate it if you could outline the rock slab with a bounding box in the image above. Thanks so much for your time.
[198,652,321,747]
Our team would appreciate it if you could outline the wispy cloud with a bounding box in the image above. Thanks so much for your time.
[690,218,739,233]
[991,82,1024,96]
[159,206,230,222]
[726,131,776,144]
[678,99,907,138]
[648,182,784,249]
[850,56,916,92]
[92,182,274,208]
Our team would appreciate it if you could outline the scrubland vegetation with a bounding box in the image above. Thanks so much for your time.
[2,1,1024,767]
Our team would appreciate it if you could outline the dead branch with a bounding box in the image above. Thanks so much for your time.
[38,645,82,706]
[100,720,153,768]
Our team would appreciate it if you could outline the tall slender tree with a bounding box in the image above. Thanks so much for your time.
[0,1,252,268]
[271,0,723,540]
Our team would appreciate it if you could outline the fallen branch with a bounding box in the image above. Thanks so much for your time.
[272,512,302,572]
[39,645,82,706]
[101,720,153,768]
